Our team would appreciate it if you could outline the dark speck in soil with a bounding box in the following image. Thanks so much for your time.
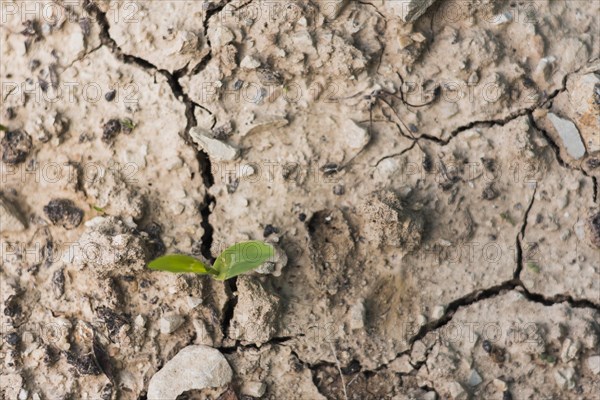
[105,90,117,102]
[6,332,19,346]
[482,339,492,353]
[43,199,84,229]
[65,351,102,376]
[333,184,345,196]
[102,119,122,142]
[587,158,599,169]
[97,306,129,340]
[263,224,279,237]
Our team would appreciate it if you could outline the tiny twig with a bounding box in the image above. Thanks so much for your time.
[330,341,349,400]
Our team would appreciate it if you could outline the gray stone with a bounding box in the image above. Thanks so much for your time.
[190,127,239,161]
[553,367,575,390]
[240,55,261,70]
[587,355,600,375]
[147,345,232,400]
[548,113,586,159]
[343,119,370,151]
[0,195,26,232]
[467,369,483,387]
[160,313,184,334]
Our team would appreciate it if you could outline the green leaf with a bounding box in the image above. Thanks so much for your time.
[148,254,213,275]
[0,124,7,131]
[213,241,274,281]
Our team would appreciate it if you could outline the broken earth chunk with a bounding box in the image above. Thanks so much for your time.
[230,275,280,345]
[83,167,145,220]
[102,119,122,142]
[147,345,232,400]
[360,190,425,251]
[585,211,600,249]
[43,199,84,229]
[1,129,32,164]
[73,216,149,276]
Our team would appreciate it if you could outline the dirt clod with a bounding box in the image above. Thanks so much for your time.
[1,130,32,164]
[102,119,122,142]
[360,190,425,251]
[43,199,84,229]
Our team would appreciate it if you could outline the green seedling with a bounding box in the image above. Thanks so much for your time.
[500,212,516,226]
[527,261,540,273]
[121,118,136,131]
[91,204,105,213]
[148,241,274,281]
[539,353,556,364]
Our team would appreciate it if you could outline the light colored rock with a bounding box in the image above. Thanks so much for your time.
[447,381,467,399]
[241,381,267,398]
[134,315,146,328]
[383,0,439,22]
[492,379,507,391]
[187,296,203,310]
[193,319,214,346]
[147,345,232,400]
[73,217,149,276]
[211,26,235,48]
[432,305,446,319]
[547,113,586,159]
[467,369,482,387]
[411,340,428,364]
[240,55,261,69]
[0,195,26,232]
[587,355,600,375]
[349,300,366,331]
[553,367,576,390]
[190,127,239,161]
[160,314,184,334]
[534,57,556,84]
[389,355,414,374]
[343,119,370,150]
[560,338,580,362]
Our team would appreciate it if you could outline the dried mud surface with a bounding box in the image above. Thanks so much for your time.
[1,1,599,399]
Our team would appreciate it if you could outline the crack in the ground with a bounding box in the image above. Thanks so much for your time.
[415,65,580,148]
[86,5,598,392]
[189,1,229,76]
[514,185,537,279]
[87,0,235,345]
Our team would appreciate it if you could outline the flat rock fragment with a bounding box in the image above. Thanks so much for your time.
[147,345,232,400]
[547,113,586,159]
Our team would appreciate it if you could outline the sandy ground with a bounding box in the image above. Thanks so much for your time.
[1,0,599,399]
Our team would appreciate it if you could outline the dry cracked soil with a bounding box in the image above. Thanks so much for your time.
[0,1,599,399]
